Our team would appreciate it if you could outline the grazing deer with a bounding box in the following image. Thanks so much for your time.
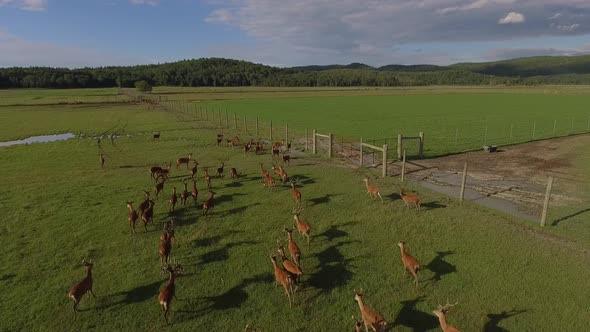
[154,162,172,181]
[180,180,189,207]
[189,161,199,179]
[432,302,461,332]
[204,168,211,189]
[292,208,311,246]
[400,190,421,209]
[284,227,301,267]
[282,152,290,167]
[270,254,294,308]
[168,187,178,212]
[230,167,239,179]
[159,221,175,265]
[155,179,165,198]
[126,201,139,233]
[216,162,225,178]
[290,178,302,208]
[354,289,387,332]
[159,262,183,324]
[398,241,420,288]
[363,178,383,203]
[141,200,155,231]
[272,164,288,183]
[191,179,198,205]
[352,316,363,332]
[138,190,151,214]
[202,191,216,215]
[68,259,96,319]
[99,153,105,169]
[176,153,193,169]
[263,174,275,191]
[277,241,303,284]
[260,163,269,180]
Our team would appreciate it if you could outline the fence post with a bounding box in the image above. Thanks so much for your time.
[312,130,317,154]
[328,133,333,158]
[553,119,557,136]
[401,149,406,182]
[256,117,259,136]
[418,132,424,158]
[304,128,308,151]
[540,176,554,227]
[382,144,388,177]
[270,120,273,140]
[397,134,402,160]
[234,113,237,129]
[285,123,288,144]
[359,138,364,167]
[532,121,536,139]
[244,115,247,132]
[460,162,468,202]
[484,126,488,145]
[455,128,459,147]
[225,109,229,128]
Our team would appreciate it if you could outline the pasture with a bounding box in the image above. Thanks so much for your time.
[0,88,589,331]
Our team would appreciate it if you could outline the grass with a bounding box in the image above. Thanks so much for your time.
[1,89,590,331]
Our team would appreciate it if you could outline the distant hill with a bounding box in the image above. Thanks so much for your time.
[451,55,590,77]
[293,63,374,71]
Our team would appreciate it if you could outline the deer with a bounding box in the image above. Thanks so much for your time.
[138,190,151,214]
[204,168,211,189]
[191,179,198,205]
[202,191,216,215]
[282,152,290,167]
[216,133,224,146]
[277,241,303,284]
[290,178,302,208]
[243,143,251,156]
[230,167,239,179]
[400,189,421,209]
[176,153,193,169]
[68,259,96,319]
[272,164,288,183]
[168,187,178,212]
[272,145,280,159]
[126,201,139,233]
[153,132,160,141]
[159,262,184,324]
[398,241,420,288]
[270,254,294,308]
[154,179,165,198]
[255,141,263,155]
[99,153,105,169]
[352,316,363,332]
[150,165,163,179]
[152,162,171,181]
[354,289,387,332]
[260,163,269,180]
[180,180,189,207]
[141,200,155,231]
[284,227,301,267]
[363,177,383,203]
[189,161,199,179]
[216,162,225,178]
[292,208,311,246]
[159,221,175,265]
[432,302,461,332]
[263,174,275,191]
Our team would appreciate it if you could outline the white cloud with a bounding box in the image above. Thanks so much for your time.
[553,23,580,32]
[498,12,525,24]
[129,0,159,6]
[548,12,562,20]
[0,0,46,11]
[205,9,232,24]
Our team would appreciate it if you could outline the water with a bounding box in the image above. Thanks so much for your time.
[0,133,76,147]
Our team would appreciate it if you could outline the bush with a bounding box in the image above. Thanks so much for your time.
[135,80,152,92]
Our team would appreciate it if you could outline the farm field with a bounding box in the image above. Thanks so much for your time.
[0,89,589,331]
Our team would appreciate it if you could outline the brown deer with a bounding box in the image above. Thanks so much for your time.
[282,152,290,167]
[191,179,198,205]
[363,178,383,203]
[277,241,303,284]
[272,144,280,159]
[272,164,288,184]
[354,289,387,332]
[204,168,211,189]
[180,180,189,207]
[99,153,105,169]
[290,178,302,208]
[150,165,163,179]
[352,316,363,332]
[216,133,224,146]
[154,179,165,198]
[159,221,175,265]
[284,227,301,267]
[255,142,263,155]
[270,254,294,308]
[432,302,461,332]
[176,153,193,169]
[68,259,96,319]
[398,241,420,288]
[168,187,178,212]
[153,162,171,180]
[260,163,269,180]
[126,201,139,233]
[158,262,183,324]
[189,161,199,179]
[400,190,421,209]
[292,208,311,246]
[141,200,155,231]
[263,174,275,191]
[230,167,239,179]
[138,190,151,214]
[216,162,225,178]
[202,191,216,215]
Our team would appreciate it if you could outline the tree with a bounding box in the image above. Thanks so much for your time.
[135,80,152,92]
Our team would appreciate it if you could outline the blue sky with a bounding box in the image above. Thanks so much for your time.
[1,0,589,68]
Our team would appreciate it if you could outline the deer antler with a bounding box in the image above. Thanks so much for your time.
[437,300,458,312]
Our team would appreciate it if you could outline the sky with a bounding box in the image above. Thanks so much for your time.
[0,0,589,68]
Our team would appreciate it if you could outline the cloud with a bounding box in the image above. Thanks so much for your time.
[552,23,580,32]
[0,0,46,11]
[129,0,159,6]
[498,12,525,24]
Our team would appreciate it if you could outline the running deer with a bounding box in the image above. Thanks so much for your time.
[270,254,294,308]
[68,259,96,319]
[255,142,263,155]
[126,201,139,233]
[263,174,275,191]
[272,144,280,159]
[363,178,383,203]
[272,165,288,184]
[432,302,461,332]
[180,180,189,207]
[282,152,290,167]
[155,179,165,198]
[292,208,311,246]
[141,200,155,231]
[176,153,193,169]
[202,191,216,215]
[158,262,184,324]
[204,168,211,189]
[352,316,363,332]
[159,221,175,265]
[230,167,239,179]
[150,165,163,179]
[191,179,198,205]
[99,153,105,169]
[290,178,302,208]
[189,161,199,179]
[400,190,421,209]
[277,241,303,284]
[354,289,387,332]
[260,163,269,180]
[216,162,225,178]
[398,241,420,288]
[284,227,301,267]
[152,162,171,180]
[168,187,178,212]
[138,190,151,213]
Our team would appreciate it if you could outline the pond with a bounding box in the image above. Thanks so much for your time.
[0,133,76,147]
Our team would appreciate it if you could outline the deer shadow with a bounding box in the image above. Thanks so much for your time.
[216,193,247,204]
[484,309,527,332]
[318,225,349,241]
[218,203,261,217]
[189,230,242,248]
[425,251,457,282]
[309,193,342,206]
[95,280,162,310]
[307,241,357,296]
[392,296,439,332]
[199,241,259,265]
[224,181,243,188]
[420,201,447,210]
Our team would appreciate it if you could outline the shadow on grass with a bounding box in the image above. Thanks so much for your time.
[309,193,342,206]
[307,241,356,298]
[392,296,439,332]
[551,207,590,226]
[0,273,16,281]
[317,224,350,241]
[190,230,242,248]
[420,201,447,210]
[425,251,456,282]
[199,241,259,265]
[95,280,162,311]
[484,310,527,332]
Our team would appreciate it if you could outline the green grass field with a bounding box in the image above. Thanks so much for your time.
[1,88,589,331]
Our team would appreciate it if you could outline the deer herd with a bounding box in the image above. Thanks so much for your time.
[74,132,463,331]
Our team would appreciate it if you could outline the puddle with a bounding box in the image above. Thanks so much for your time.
[0,133,76,147]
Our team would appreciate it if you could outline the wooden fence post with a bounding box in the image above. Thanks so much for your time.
[328,133,333,158]
[540,176,554,227]
[397,134,403,160]
[270,120,273,140]
[401,149,406,182]
[553,119,557,136]
[382,144,388,177]
[460,162,468,202]
[359,138,364,167]
[532,121,536,139]
[304,128,308,151]
[312,130,317,154]
[418,132,424,158]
